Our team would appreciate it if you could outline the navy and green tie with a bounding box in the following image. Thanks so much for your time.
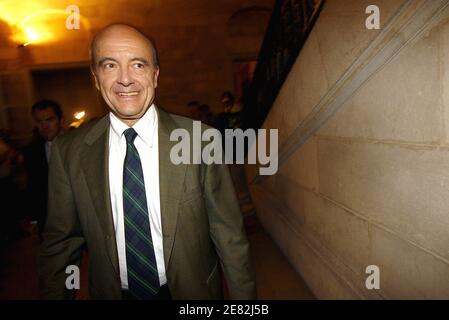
[123,128,160,299]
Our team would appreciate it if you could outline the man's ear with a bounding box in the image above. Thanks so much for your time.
[153,67,160,89]
[91,69,100,90]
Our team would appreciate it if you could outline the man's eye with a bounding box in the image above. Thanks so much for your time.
[134,63,144,69]
[104,63,115,69]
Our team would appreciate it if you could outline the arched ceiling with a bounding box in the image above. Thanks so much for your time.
[0,0,274,48]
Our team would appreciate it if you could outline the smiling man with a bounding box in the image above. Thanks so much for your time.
[38,24,256,300]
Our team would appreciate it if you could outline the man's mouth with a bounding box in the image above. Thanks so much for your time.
[117,91,139,97]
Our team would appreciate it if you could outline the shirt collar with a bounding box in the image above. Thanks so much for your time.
[109,104,157,147]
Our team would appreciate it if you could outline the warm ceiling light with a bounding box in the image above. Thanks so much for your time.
[74,111,86,120]
[24,27,39,41]
[12,23,52,46]
[0,2,91,46]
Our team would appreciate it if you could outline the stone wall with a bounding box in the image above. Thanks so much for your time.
[247,0,449,299]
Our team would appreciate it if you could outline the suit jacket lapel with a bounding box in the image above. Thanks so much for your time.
[80,116,119,276]
[157,107,187,268]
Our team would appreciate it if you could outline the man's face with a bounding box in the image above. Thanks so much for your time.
[91,29,159,125]
[32,108,62,141]
[221,96,233,112]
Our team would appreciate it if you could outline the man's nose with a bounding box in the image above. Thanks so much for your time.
[117,67,134,86]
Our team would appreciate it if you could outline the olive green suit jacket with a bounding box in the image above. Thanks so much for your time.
[38,107,256,300]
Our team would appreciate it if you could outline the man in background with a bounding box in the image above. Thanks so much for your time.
[24,100,64,241]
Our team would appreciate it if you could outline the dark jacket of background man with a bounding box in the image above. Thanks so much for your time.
[24,100,63,239]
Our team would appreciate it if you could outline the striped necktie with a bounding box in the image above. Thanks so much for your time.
[123,128,160,299]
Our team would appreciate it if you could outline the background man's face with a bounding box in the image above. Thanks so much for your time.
[221,95,233,112]
[32,108,62,141]
[92,29,159,124]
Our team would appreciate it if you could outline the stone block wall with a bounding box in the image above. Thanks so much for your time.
[247,0,449,299]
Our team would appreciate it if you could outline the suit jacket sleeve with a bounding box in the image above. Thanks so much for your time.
[203,160,257,299]
[38,138,85,299]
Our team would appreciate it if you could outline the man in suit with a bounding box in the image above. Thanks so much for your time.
[24,100,64,241]
[38,24,256,300]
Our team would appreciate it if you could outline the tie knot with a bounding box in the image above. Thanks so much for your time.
[124,128,138,143]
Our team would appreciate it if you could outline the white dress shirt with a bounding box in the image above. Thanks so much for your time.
[108,104,166,289]
[45,141,52,163]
